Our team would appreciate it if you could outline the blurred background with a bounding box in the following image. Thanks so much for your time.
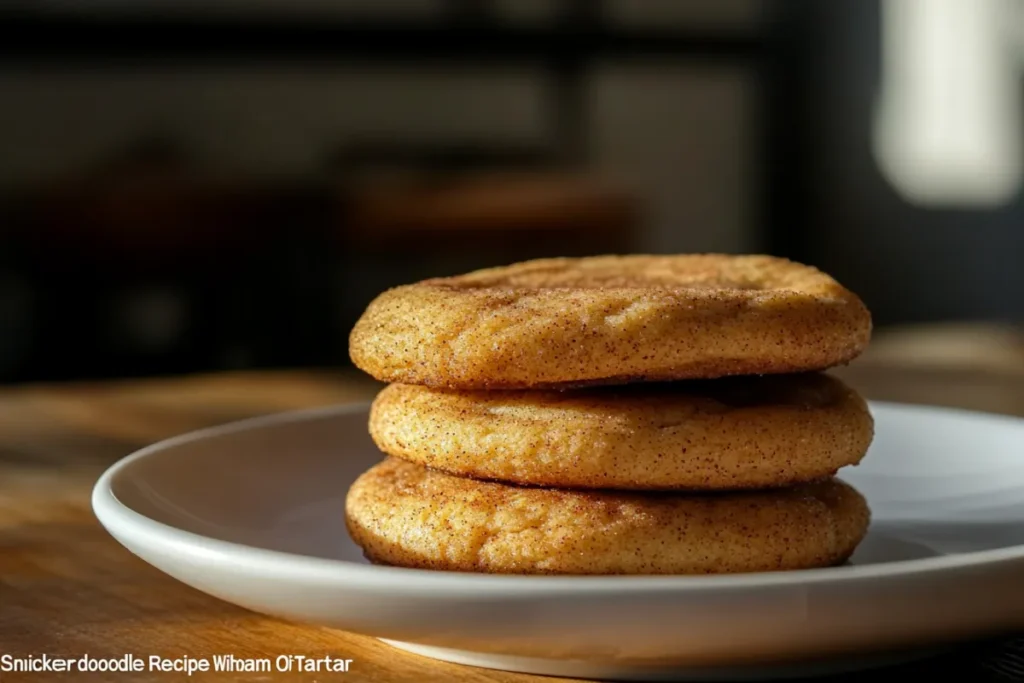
[1,0,1023,384]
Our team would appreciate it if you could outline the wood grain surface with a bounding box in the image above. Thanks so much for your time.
[2,329,1024,682]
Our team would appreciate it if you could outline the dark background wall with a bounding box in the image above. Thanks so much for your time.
[0,0,1020,383]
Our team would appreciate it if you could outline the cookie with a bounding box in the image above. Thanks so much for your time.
[349,254,871,389]
[345,458,870,575]
[369,373,873,491]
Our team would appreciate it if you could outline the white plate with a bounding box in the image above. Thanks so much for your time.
[92,401,1024,681]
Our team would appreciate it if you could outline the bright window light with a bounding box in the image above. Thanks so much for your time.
[873,0,1024,207]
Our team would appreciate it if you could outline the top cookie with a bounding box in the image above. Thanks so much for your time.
[349,254,872,389]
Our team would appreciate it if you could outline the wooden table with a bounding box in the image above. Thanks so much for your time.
[3,335,1024,682]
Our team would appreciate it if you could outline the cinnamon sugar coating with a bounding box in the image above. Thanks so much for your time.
[349,254,872,389]
[345,458,870,575]
[369,373,873,491]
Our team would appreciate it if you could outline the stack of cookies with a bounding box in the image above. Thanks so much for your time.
[346,255,874,575]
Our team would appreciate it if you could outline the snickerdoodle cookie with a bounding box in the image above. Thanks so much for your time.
[345,458,870,575]
[368,373,873,491]
[349,254,871,390]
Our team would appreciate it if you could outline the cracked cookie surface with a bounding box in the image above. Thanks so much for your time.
[349,254,872,389]
[345,458,870,575]
[369,373,873,491]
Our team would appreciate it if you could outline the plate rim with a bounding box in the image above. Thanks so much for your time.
[92,399,1024,596]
